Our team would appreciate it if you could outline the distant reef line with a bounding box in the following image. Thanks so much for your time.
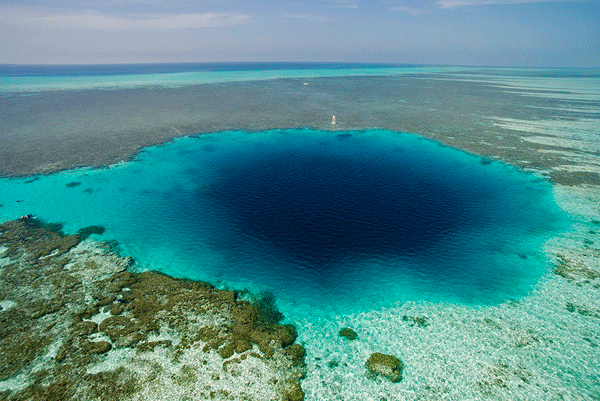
[1,75,597,186]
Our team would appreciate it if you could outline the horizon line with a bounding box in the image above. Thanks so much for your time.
[0,62,597,69]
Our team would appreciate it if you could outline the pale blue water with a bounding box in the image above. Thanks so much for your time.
[0,129,570,312]
[0,63,466,93]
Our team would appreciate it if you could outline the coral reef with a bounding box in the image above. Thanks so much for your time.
[338,328,358,340]
[0,219,306,400]
[554,254,600,285]
[365,352,403,383]
[402,315,430,328]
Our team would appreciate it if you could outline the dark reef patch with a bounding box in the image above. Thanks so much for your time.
[339,328,358,340]
[76,225,106,240]
[336,133,353,140]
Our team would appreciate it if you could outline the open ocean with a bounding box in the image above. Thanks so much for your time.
[1,63,599,399]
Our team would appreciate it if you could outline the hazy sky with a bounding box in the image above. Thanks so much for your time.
[0,0,598,66]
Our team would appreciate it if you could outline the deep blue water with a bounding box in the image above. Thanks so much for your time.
[0,129,570,311]
[207,138,474,266]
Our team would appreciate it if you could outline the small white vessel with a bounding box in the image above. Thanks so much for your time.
[331,115,336,125]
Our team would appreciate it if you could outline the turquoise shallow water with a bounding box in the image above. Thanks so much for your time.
[0,63,466,93]
[0,129,570,313]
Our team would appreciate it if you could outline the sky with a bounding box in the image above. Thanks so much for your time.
[0,0,598,67]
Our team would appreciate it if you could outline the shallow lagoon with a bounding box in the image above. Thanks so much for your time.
[0,128,570,312]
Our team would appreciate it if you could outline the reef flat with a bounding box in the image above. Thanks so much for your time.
[1,69,599,189]
[0,219,306,400]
